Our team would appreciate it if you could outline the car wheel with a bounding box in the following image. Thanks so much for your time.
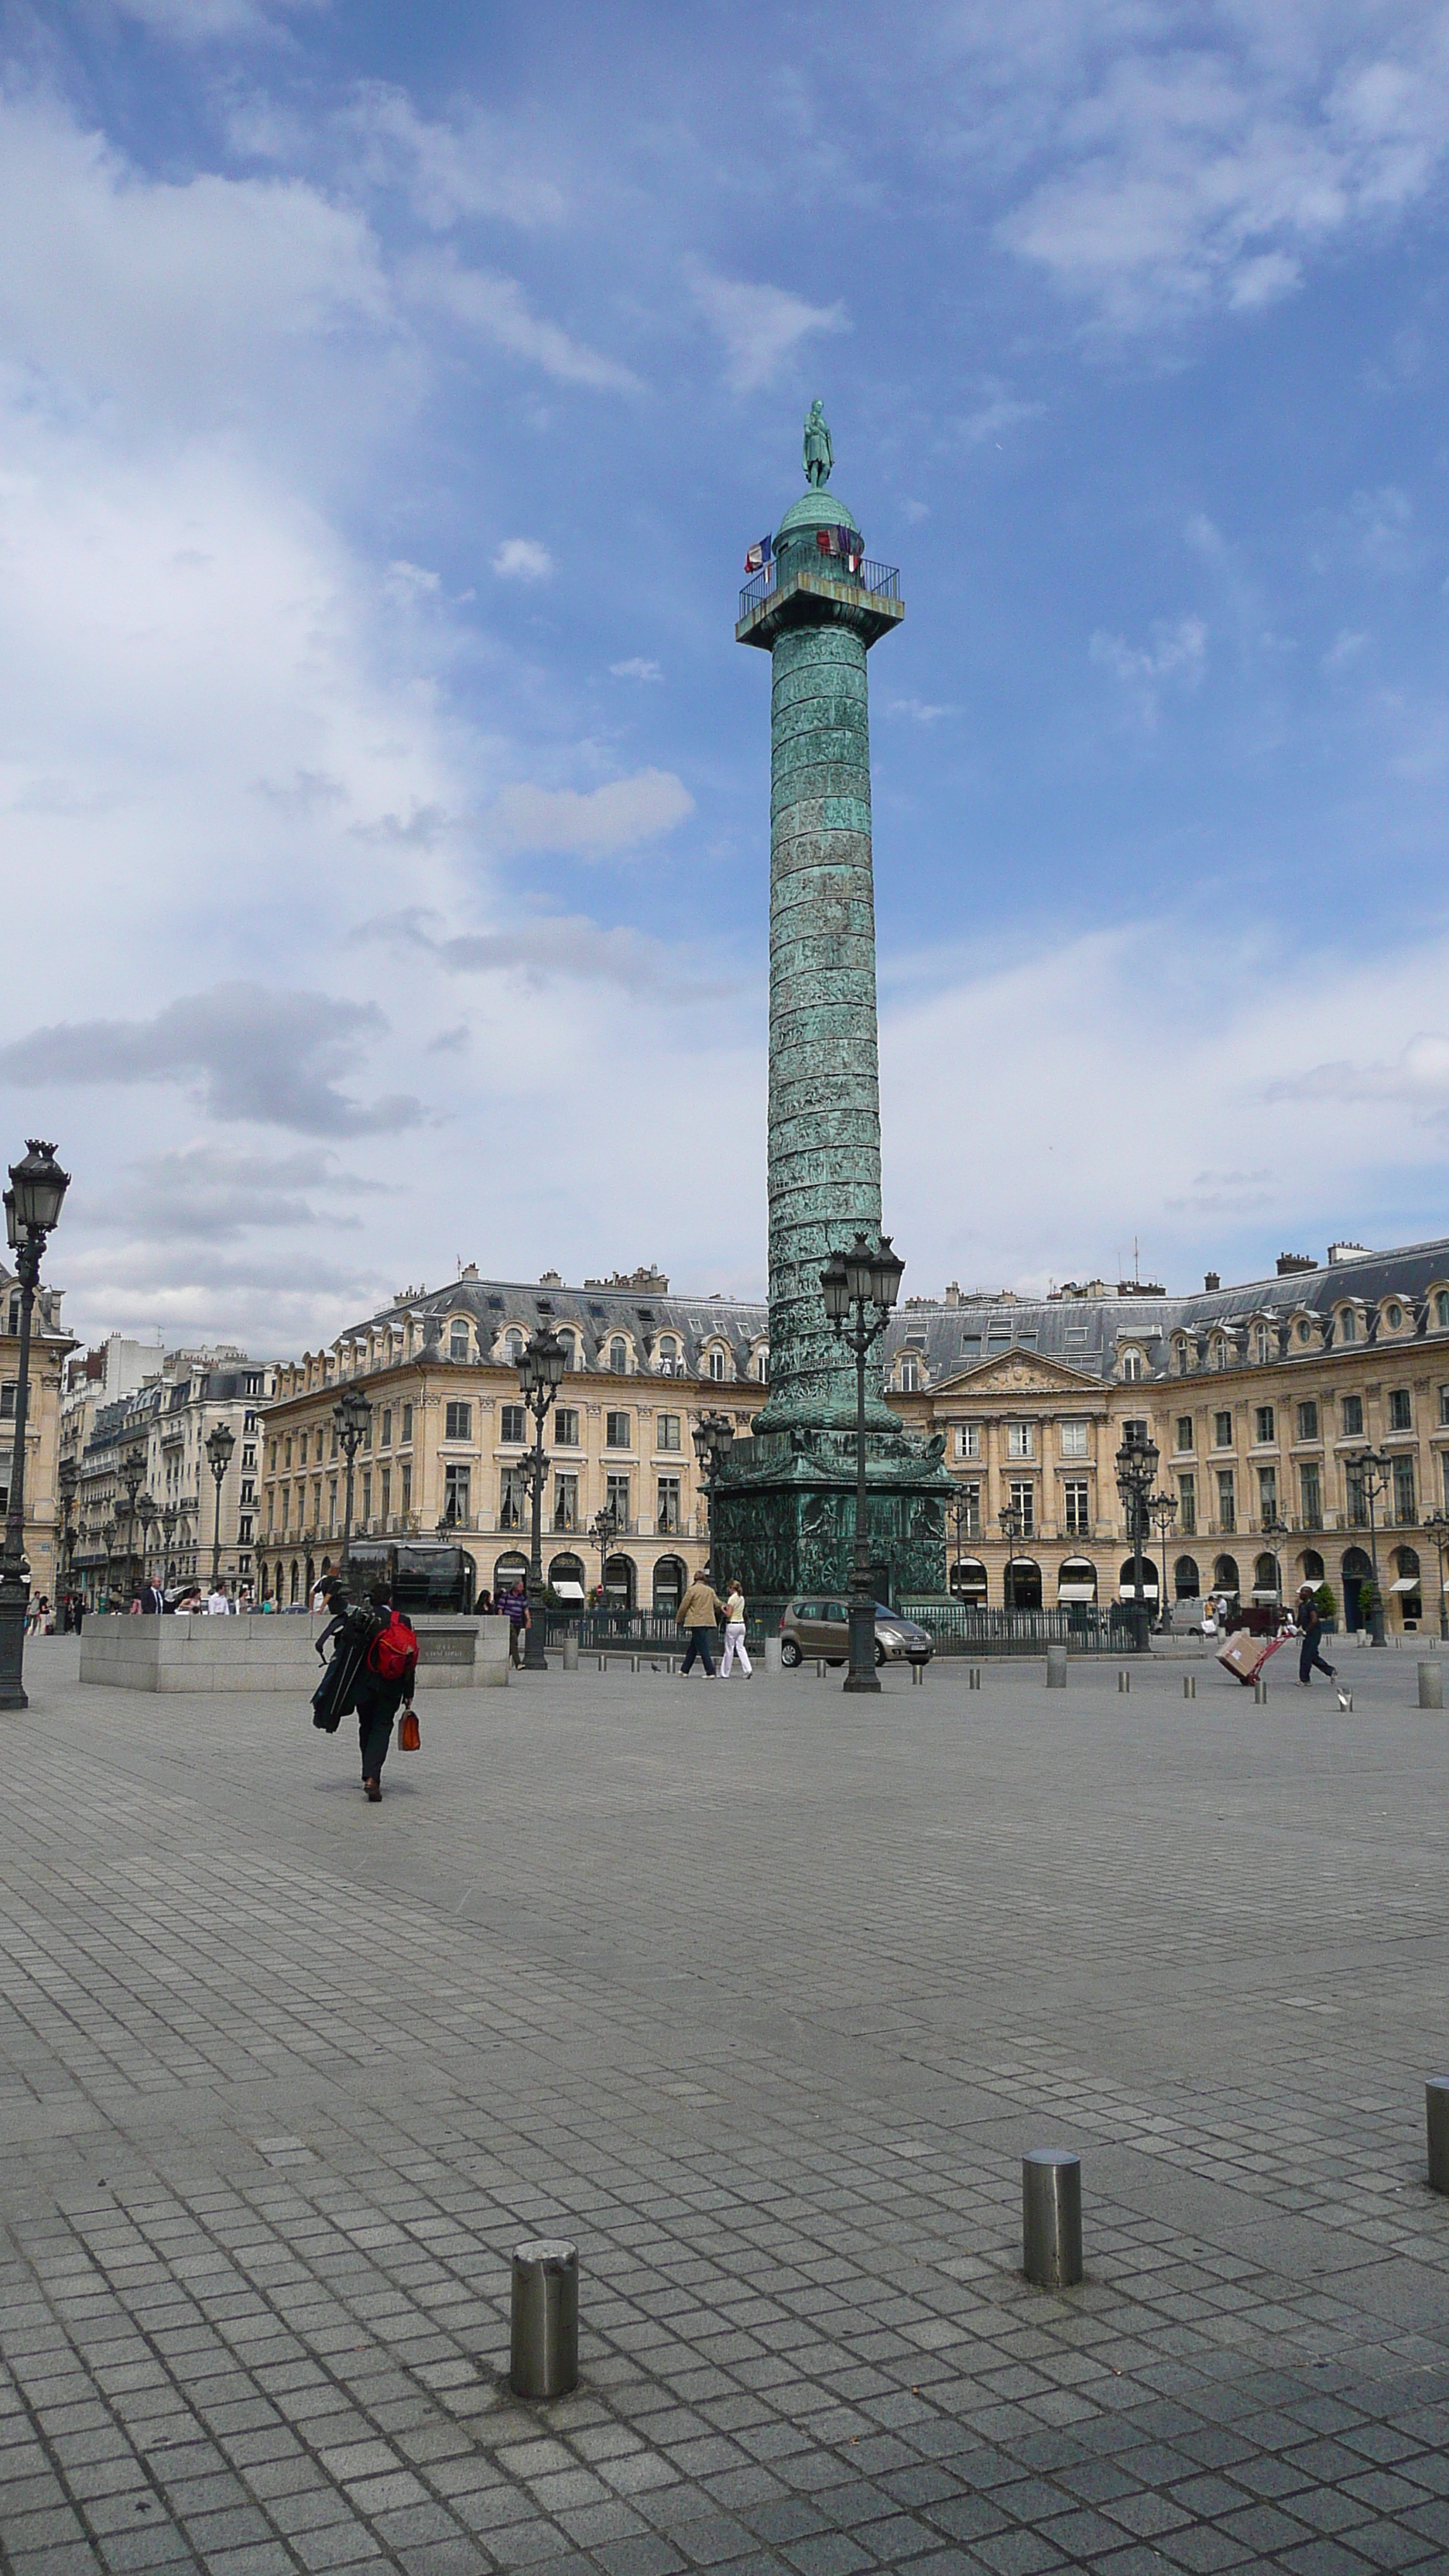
[779,1637,801,1667]
[874,1639,886,1667]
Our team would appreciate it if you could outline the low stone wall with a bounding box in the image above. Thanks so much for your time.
[80,1613,511,1694]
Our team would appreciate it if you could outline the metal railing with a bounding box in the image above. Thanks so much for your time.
[905,1603,1149,1656]
[738,555,901,622]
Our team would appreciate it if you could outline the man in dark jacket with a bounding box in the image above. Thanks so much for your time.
[1297,1586,1338,1687]
[353,1583,418,1800]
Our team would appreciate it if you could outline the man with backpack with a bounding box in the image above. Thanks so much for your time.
[353,1581,419,1800]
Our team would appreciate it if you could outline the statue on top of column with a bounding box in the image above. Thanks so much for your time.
[803,399,834,487]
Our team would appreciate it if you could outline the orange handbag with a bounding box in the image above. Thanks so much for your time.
[398,1709,420,1752]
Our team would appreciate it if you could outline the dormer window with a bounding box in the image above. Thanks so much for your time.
[899,1356,920,1392]
[502,1327,524,1365]
[755,1347,769,1383]
[609,1335,629,1374]
[1437,1292,1449,1331]
[708,1347,725,1382]
[1121,1348,1143,1382]
[1338,1309,1356,1345]
[1386,1302,1403,1330]
[1211,1338,1226,1369]
[657,1336,680,1374]
[449,1320,470,1362]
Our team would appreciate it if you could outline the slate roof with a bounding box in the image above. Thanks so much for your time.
[342,1278,770,1374]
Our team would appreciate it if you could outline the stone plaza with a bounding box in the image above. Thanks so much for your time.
[5,1643,1449,2574]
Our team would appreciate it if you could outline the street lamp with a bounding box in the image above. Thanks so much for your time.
[947,1481,976,1599]
[516,1324,567,1670]
[101,1517,116,1609]
[590,1503,622,1619]
[1347,1446,1391,1646]
[821,1230,906,1693]
[205,1421,236,1594]
[161,1502,178,1592]
[57,1458,77,1608]
[137,1492,158,1587]
[1114,1423,1160,1653]
[1422,1511,1449,1642]
[0,1140,70,1705]
[690,1410,735,1584]
[332,1385,371,1587]
[997,1502,1026,1612]
[1259,1509,1289,1626]
[119,1445,146,1600]
[1149,1491,1180,1632]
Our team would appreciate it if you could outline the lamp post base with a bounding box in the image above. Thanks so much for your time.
[844,1597,879,1693]
[0,1579,30,1711]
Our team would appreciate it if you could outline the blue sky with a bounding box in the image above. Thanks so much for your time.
[3,0,1449,1348]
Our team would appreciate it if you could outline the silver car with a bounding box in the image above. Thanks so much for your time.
[779,1598,933,1669]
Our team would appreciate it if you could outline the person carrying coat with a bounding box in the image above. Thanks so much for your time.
[677,1571,724,1676]
[719,1578,752,1678]
[352,1582,418,1800]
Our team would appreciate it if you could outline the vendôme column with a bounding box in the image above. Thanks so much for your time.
[737,403,903,1436]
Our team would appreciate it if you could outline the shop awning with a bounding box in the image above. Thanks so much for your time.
[1390,1576,1423,1594]
[551,1581,586,1601]
[1057,1584,1096,1602]
[1252,1588,1282,1602]
[1118,1581,1160,1599]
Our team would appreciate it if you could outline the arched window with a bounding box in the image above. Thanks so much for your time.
[1212,1554,1240,1595]
[1211,1339,1227,1369]
[1338,1308,1356,1344]
[1438,1292,1449,1330]
[493,1550,529,1597]
[1174,1555,1201,1600]
[289,1560,300,1604]
[1121,1348,1143,1381]
[1057,1558,1097,1605]
[1254,1324,1270,1363]
[950,1557,987,1601]
[657,1337,679,1374]
[1297,1318,1311,1344]
[450,1319,470,1362]
[653,1554,687,1614]
[609,1336,629,1375]
[1253,1553,1281,1598]
[1386,1302,1403,1329]
[1175,1340,1191,1373]
[708,1347,725,1382]
[755,1347,769,1382]
[561,1331,583,1370]
[899,1356,920,1392]
[1118,1556,1160,1601]
[548,1551,585,1595]
[1299,1550,1324,1584]
[502,1327,524,1365]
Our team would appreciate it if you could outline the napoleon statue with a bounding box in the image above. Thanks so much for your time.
[803,399,834,488]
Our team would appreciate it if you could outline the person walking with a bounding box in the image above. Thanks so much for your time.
[504,1583,529,1667]
[207,1581,231,1615]
[353,1581,418,1800]
[719,1577,752,1679]
[1297,1584,1338,1687]
[677,1569,724,1676]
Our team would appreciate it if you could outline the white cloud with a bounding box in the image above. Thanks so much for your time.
[886,697,953,724]
[340,82,567,229]
[485,769,694,860]
[610,657,663,682]
[690,270,848,395]
[403,248,639,390]
[492,537,553,582]
[1090,611,1207,718]
[108,0,322,39]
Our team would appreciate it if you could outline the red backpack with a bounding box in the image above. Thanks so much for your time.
[367,1609,417,1682]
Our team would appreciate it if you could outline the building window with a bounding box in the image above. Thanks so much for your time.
[1297,1319,1311,1344]
[898,1356,919,1392]
[1217,1470,1235,1533]
[0,1382,14,1422]
[954,1425,981,1460]
[656,1413,680,1451]
[755,1348,769,1382]
[1341,1395,1364,1437]
[608,1336,629,1373]
[605,1471,630,1528]
[1177,1473,1196,1536]
[502,1328,524,1365]
[498,1468,526,1530]
[1346,1465,1368,1526]
[1175,1417,1193,1453]
[380,1410,391,1448]
[379,1468,391,1523]
[1064,1480,1089,1536]
[552,1474,578,1532]
[361,1470,372,1522]
[327,1476,337,1530]
[1389,1388,1412,1430]
[1254,1324,1271,1363]
[1121,1348,1143,1380]
[1299,1464,1321,1526]
[499,1404,526,1444]
[400,1464,411,1516]
[284,1438,292,1470]
[1211,1339,1227,1368]
[1213,1412,1232,1449]
[707,1346,725,1382]
[1297,1400,1319,1441]
[299,1433,308,1466]
[1060,1421,1088,1458]
[1386,1303,1403,1330]
[656,1475,683,1534]
[553,1406,580,1447]
[1257,1466,1277,1523]
[1393,1457,1416,1525]
[330,1427,339,1460]
[1009,1478,1034,1536]
[401,1403,413,1444]
[952,1482,981,1538]
[656,1336,680,1373]
[1339,1309,1356,1343]
[450,1321,470,1361]
[238,1516,252,1543]
[1438,1292,1449,1330]
[1254,1405,1275,1445]
[445,1401,473,1442]
[1007,1422,1033,1459]
[605,1411,632,1449]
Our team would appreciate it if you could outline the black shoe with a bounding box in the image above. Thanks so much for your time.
[364,1778,381,1801]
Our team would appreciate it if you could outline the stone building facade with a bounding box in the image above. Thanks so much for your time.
[69,1349,275,1605]
[0,1258,76,1612]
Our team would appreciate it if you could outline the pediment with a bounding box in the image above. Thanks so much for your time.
[933,1350,1105,1398]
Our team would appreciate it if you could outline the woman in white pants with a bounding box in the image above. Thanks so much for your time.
[719,1580,752,1677]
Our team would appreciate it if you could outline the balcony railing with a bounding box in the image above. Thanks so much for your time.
[738,554,901,622]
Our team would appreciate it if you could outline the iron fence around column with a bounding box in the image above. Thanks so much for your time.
[543,1608,768,1655]
[902,1602,1149,1656]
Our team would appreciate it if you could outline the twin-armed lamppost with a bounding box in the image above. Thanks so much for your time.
[517,1324,567,1670]
[333,1384,372,1588]
[138,1491,158,1588]
[691,1411,735,1581]
[0,1142,71,1708]
[1115,1424,1161,1653]
[57,1458,77,1606]
[161,1502,178,1592]
[590,1504,622,1613]
[120,1444,146,1601]
[820,1231,906,1693]
[101,1518,116,1608]
[1148,1491,1180,1632]
[1346,1444,1390,1646]
[1421,1509,1449,1643]
[205,1421,235,1595]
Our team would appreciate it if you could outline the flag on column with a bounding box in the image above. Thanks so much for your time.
[744,534,772,573]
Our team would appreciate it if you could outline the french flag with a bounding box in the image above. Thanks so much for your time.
[744,534,772,573]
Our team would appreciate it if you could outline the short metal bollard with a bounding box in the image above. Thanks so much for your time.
[1183,1673,1196,1698]
[1428,2082,1449,2194]
[1254,1676,1268,1704]
[561,1632,578,1673]
[1023,2150,1083,2288]
[815,1658,827,1677]
[629,1653,641,1673]
[1420,1660,1444,1709]
[764,1635,782,1673]
[510,2239,578,2398]
[911,1660,924,1685]
[1118,1669,1130,1694]
[968,1666,981,1690]
[1046,1644,1067,1690]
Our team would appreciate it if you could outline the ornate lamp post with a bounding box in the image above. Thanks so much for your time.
[204,1421,236,1595]
[690,1410,735,1585]
[0,1140,70,1708]
[57,1458,77,1608]
[820,1231,906,1693]
[332,1386,371,1587]
[161,1502,178,1592]
[947,1481,975,1598]
[997,1501,1026,1612]
[1421,1511,1449,1642]
[589,1504,621,1616]
[119,1445,146,1599]
[1259,1509,1290,1626]
[1114,1424,1160,1653]
[101,1517,116,1609]
[517,1324,567,1670]
[1149,1490,1180,1632]
[137,1492,158,1588]
[1347,1446,1391,1645]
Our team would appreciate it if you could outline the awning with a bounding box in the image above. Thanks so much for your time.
[551,1581,586,1601]
[1390,1576,1423,1594]
[1118,1582,1160,1599]
[1252,1588,1282,1602]
[1057,1583,1096,1602]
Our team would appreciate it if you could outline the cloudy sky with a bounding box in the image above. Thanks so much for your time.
[3,1,1449,1352]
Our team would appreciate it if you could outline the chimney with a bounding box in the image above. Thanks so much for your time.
[1276,1252,1316,1276]
[1204,1271,1221,1293]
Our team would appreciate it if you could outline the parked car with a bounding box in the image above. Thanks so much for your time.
[779,1598,933,1669]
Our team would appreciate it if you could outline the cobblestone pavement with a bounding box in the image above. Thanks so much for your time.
[5,1640,1449,2576]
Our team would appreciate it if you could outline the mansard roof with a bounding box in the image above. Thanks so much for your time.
[338,1276,770,1372]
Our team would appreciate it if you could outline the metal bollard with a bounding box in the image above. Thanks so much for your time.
[1428,2082,1449,2194]
[968,1666,981,1690]
[1420,1661,1444,1709]
[629,1653,641,1673]
[1254,1676,1268,1704]
[510,2239,578,2398]
[1023,2150,1083,2288]
[764,1636,783,1673]
[815,1658,827,1677]
[911,1660,924,1685]
[561,1632,578,1673]
[1046,1644,1067,1690]
[1118,1669,1131,1694]
[1183,1673,1196,1699]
